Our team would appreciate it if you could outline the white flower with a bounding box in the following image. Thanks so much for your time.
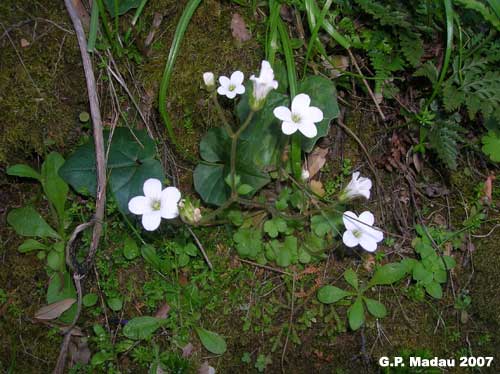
[340,172,372,201]
[128,178,181,231]
[273,93,323,138]
[342,211,383,252]
[217,71,245,99]
[203,72,215,90]
[249,60,278,109]
[301,168,310,181]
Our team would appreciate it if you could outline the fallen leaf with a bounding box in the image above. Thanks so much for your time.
[35,298,76,320]
[182,343,193,357]
[483,174,496,203]
[154,302,170,319]
[231,13,251,43]
[306,147,328,179]
[309,180,325,197]
[363,254,375,272]
[20,38,30,48]
[69,336,91,366]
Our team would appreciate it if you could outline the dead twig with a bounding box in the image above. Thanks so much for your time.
[187,227,213,270]
[54,1,107,373]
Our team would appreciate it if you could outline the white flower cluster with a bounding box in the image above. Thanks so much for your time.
[203,60,324,139]
[340,173,383,252]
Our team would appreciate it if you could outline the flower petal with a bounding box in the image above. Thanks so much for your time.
[161,204,179,219]
[128,196,151,215]
[364,226,384,243]
[218,76,230,87]
[359,234,378,252]
[225,90,236,99]
[231,70,244,85]
[281,121,298,135]
[143,178,162,198]
[291,93,311,114]
[217,86,229,96]
[273,106,292,122]
[142,211,162,231]
[342,230,359,247]
[343,211,359,231]
[358,211,375,226]
[306,106,324,123]
[161,186,181,203]
[234,84,245,95]
[298,121,317,138]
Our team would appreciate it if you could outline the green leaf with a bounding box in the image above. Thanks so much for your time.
[412,262,434,284]
[83,293,98,307]
[7,207,60,239]
[310,212,343,237]
[237,184,254,195]
[298,76,339,152]
[183,242,198,257]
[6,164,41,181]
[347,297,365,331]
[123,316,166,340]
[363,298,387,318]
[47,272,77,324]
[424,281,443,299]
[18,239,48,253]
[195,327,227,355]
[41,152,68,221]
[47,250,64,271]
[482,131,500,162]
[233,228,263,260]
[91,351,114,366]
[141,245,161,271]
[317,285,351,304]
[194,128,270,206]
[443,255,456,269]
[263,218,287,238]
[103,0,142,16]
[123,236,139,260]
[368,262,408,287]
[60,128,165,213]
[107,298,123,311]
[344,269,358,290]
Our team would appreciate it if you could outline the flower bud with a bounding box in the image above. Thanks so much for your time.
[179,197,202,224]
[203,72,215,91]
[249,60,278,110]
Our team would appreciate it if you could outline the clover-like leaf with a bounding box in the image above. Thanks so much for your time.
[481,131,500,162]
[233,227,263,260]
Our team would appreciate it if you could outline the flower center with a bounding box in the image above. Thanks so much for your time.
[151,199,161,211]
[292,113,301,123]
[229,84,236,91]
[353,229,362,238]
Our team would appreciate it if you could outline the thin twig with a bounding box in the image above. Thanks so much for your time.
[281,273,296,372]
[187,227,213,270]
[238,258,292,276]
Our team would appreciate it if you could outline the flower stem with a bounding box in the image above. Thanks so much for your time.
[230,110,255,194]
[211,93,234,137]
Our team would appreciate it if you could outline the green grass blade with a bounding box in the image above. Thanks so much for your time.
[303,0,333,77]
[427,0,454,106]
[132,0,150,26]
[87,0,99,53]
[305,0,350,50]
[158,0,201,155]
[486,0,500,19]
[266,0,281,64]
[277,19,302,180]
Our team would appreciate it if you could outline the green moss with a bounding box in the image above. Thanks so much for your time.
[0,1,86,165]
[138,0,263,156]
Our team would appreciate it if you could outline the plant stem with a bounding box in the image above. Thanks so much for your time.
[230,110,255,194]
[211,93,234,136]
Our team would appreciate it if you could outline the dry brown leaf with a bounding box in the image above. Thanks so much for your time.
[35,298,76,320]
[306,147,328,179]
[69,336,91,366]
[20,38,30,48]
[154,302,170,319]
[198,361,215,374]
[231,13,251,43]
[309,180,325,197]
[484,174,496,203]
[182,342,193,357]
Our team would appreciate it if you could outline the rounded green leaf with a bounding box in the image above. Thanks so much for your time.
[424,281,443,299]
[368,262,408,286]
[195,327,227,355]
[83,293,98,307]
[317,285,351,304]
[18,239,48,253]
[6,164,41,180]
[344,269,358,290]
[123,237,139,260]
[7,207,60,239]
[47,250,63,271]
[107,298,123,311]
[364,297,387,318]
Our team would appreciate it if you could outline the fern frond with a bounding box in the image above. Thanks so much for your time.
[428,123,462,170]
[399,31,424,67]
[455,0,500,31]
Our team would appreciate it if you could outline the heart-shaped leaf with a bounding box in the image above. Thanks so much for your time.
[298,76,339,152]
[194,128,270,206]
[60,128,165,213]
